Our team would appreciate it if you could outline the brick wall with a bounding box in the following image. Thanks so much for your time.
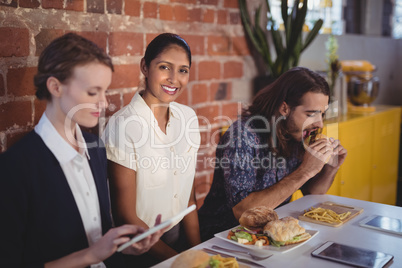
[0,0,257,207]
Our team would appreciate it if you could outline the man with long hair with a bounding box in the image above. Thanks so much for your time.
[198,67,347,241]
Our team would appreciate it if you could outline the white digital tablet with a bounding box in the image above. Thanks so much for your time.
[359,215,402,236]
[117,204,196,252]
[311,241,394,268]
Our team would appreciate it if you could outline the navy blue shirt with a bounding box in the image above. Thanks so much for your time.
[198,118,301,241]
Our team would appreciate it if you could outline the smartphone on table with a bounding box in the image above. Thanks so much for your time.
[311,241,393,268]
[359,215,402,236]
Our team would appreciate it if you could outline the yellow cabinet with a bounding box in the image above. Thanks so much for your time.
[371,109,401,204]
[325,106,401,205]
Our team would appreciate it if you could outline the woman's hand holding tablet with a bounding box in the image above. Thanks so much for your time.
[117,204,197,252]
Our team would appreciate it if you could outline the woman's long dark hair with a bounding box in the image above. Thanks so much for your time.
[243,67,330,156]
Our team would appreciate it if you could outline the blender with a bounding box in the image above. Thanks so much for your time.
[340,60,380,112]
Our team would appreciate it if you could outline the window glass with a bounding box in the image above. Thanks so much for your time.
[393,0,402,38]
[268,0,343,35]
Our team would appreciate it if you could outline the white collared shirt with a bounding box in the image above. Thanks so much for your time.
[102,92,200,230]
[35,114,105,268]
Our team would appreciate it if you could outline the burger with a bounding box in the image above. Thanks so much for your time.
[227,206,278,246]
[239,206,278,231]
[170,250,239,268]
[304,128,325,145]
[263,216,311,247]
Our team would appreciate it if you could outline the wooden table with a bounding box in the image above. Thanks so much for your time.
[153,195,401,267]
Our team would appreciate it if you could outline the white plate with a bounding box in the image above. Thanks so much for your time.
[214,226,318,254]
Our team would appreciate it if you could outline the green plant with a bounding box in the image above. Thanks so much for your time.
[239,0,323,78]
[325,34,341,96]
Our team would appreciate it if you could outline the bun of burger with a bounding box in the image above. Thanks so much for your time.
[171,250,240,268]
[171,250,210,268]
[304,129,326,145]
[263,216,311,246]
[239,206,278,231]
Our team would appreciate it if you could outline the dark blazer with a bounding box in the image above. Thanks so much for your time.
[0,131,125,268]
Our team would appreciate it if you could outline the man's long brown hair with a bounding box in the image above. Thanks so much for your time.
[243,67,330,157]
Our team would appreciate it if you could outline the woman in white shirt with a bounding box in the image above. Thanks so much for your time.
[0,33,163,268]
[103,33,201,265]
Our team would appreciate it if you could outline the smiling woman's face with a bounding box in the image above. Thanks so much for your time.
[285,92,329,142]
[141,44,190,106]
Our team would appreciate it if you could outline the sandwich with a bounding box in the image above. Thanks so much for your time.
[263,216,311,247]
[304,128,325,145]
[239,206,278,231]
[227,206,278,246]
[170,250,240,268]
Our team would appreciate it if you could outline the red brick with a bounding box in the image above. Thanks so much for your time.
[143,2,157,18]
[181,35,204,55]
[210,82,231,101]
[224,0,238,8]
[196,149,215,170]
[146,33,159,47]
[230,11,240,24]
[232,36,250,56]
[199,0,217,5]
[160,4,174,21]
[175,88,188,105]
[73,31,108,51]
[202,9,214,23]
[123,90,136,106]
[7,67,37,97]
[189,62,196,81]
[191,83,208,105]
[107,0,122,14]
[173,5,188,22]
[208,35,230,55]
[34,98,47,125]
[110,64,140,89]
[0,28,29,57]
[105,93,121,117]
[217,10,228,24]
[41,0,63,9]
[222,102,241,121]
[65,0,84,11]
[188,8,202,22]
[6,129,32,149]
[109,32,143,56]
[223,61,243,79]
[0,101,32,131]
[199,130,209,148]
[170,0,196,3]
[198,61,220,80]
[34,29,65,56]
[0,73,5,96]
[87,0,104,13]
[210,126,222,147]
[194,174,212,196]
[0,0,17,7]
[124,0,140,16]
[196,104,219,127]
[19,0,40,8]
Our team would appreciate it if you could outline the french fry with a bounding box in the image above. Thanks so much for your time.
[303,207,351,224]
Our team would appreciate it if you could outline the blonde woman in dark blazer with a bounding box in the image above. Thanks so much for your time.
[0,33,164,268]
